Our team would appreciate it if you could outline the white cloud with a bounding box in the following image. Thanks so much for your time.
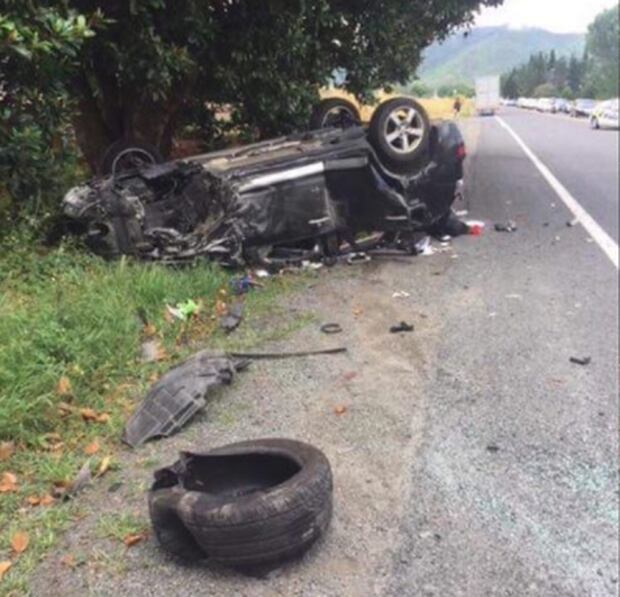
[475,0,619,33]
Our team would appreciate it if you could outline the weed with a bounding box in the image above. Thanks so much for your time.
[96,512,148,542]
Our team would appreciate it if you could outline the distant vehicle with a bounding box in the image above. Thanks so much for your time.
[520,98,537,110]
[502,98,517,107]
[570,99,596,118]
[475,76,500,116]
[590,99,619,129]
[537,98,555,112]
[552,98,569,113]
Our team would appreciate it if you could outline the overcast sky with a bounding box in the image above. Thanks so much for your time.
[475,0,619,33]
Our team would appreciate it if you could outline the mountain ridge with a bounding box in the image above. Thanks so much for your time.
[418,26,585,87]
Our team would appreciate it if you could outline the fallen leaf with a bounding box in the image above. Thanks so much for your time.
[352,307,363,317]
[0,472,17,493]
[334,405,347,415]
[39,494,55,506]
[96,413,110,424]
[140,340,167,363]
[83,440,100,456]
[97,456,112,477]
[342,371,357,382]
[0,561,12,580]
[148,372,159,383]
[57,402,73,417]
[0,441,15,461]
[66,460,91,498]
[56,376,72,396]
[80,408,98,422]
[60,554,75,569]
[48,441,64,453]
[143,323,157,337]
[10,531,29,554]
[163,307,174,324]
[123,532,146,547]
[26,495,41,506]
[214,299,228,317]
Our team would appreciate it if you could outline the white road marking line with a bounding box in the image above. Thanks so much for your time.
[495,115,619,269]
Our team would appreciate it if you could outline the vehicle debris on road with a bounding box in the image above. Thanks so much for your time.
[494,221,518,233]
[321,323,343,335]
[149,439,333,568]
[570,356,592,366]
[392,291,411,299]
[389,322,415,333]
[123,352,249,448]
[123,347,348,447]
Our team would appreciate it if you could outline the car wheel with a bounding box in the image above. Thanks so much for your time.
[309,98,361,129]
[101,140,164,176]
[590,118,600,129]
[149,439,333,568]
[368,97,431,174]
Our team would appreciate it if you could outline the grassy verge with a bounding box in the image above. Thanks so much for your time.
[0,231,311,594]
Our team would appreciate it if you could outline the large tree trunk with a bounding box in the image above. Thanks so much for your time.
[71,69,188,175]
[71,73,116,174]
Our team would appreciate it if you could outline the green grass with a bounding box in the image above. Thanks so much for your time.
[0,237,230,444]
[0,230,313,593]
[96,512,148,542]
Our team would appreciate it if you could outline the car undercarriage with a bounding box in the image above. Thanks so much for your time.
[63,105,467,267]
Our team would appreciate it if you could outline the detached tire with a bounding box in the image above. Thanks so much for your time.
[101,140,163,176]
[310,98,361,129]
[368,97,430,174]
[149,439,333,568]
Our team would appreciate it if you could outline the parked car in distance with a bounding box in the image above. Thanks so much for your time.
[537,98,555,112]
[552,98,569,113]
[570,99,596,117]
[519,98,538,110]
[590,99,619,129]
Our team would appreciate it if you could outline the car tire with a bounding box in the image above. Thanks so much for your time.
[368,97,431,174]
[590,118,600,129]
[148,439,333,568]
[101,140,164,176]
[310,98,361,129]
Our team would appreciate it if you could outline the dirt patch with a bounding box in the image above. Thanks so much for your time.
[28,254,460,596]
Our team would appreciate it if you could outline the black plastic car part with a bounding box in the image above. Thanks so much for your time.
[122,352,249,448]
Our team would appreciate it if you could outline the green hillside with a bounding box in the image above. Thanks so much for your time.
[418,26,585,87]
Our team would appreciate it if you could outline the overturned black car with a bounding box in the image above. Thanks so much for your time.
[62,97,466,266]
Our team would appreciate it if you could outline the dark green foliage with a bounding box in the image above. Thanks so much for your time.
[1,0,502,219]
[437,83,475,98]
[501,51,586,99]
[0,4,97,215]
[584,7,619,99]
[500,7,619,100]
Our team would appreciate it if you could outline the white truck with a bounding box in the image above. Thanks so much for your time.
[475,76,500,116]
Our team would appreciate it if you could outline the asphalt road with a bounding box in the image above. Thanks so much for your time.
[388,114,619,596]
[30,114,618,597]
[496,107,619,241]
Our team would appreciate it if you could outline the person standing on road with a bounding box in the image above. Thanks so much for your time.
[453,96,462,119]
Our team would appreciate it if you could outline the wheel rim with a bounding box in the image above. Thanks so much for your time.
[111,147,157,176]
[383,106,425,154]
[321,106,357,128]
